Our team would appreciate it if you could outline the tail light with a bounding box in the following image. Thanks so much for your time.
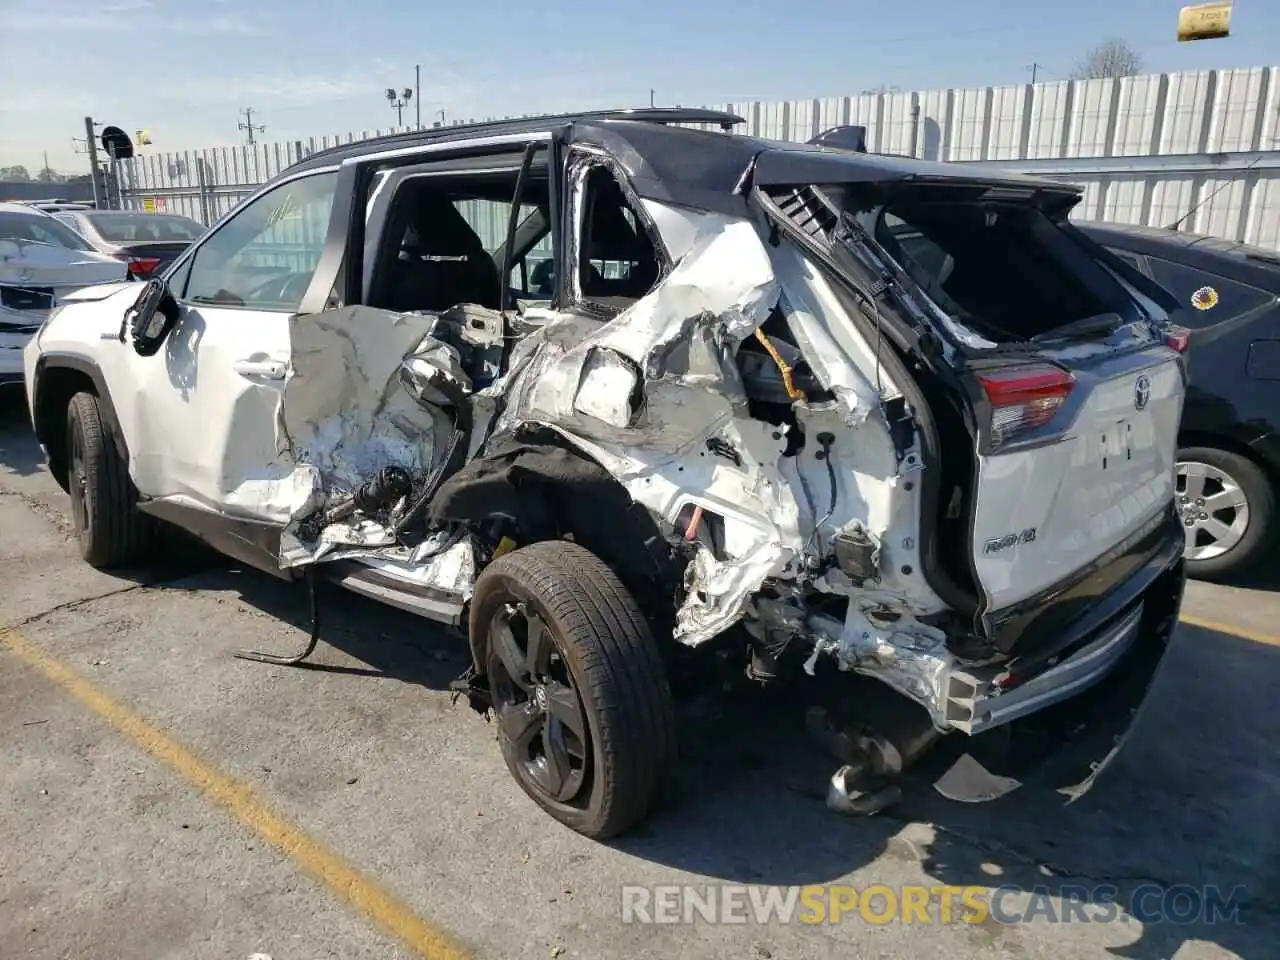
[113,253,162,278]
[978,364,1075,449]
[1164,324,1191,353]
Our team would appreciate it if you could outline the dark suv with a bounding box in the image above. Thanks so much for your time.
[1079,221,1280,581]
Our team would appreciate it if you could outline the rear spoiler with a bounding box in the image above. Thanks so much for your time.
[807,125,868,153]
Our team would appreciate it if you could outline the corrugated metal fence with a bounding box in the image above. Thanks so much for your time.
[118,65,1280,249]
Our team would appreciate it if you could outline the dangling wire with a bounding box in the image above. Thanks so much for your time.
[233,566,323,666]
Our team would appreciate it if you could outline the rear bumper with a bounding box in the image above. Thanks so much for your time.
[949,505,1185,736]
[948,509,1186,799]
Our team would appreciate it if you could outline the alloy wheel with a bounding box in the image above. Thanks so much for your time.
[1175,459,1250,561]
[487,601,590,805]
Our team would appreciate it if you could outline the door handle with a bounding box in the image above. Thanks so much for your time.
[233,359,287,380]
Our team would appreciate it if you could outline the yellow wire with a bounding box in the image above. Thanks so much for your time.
[753,328,805,402]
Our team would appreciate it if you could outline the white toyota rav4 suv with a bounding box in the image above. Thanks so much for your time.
[24,110,1191,839]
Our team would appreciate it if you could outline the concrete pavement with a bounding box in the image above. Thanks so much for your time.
[1,393,1275,959]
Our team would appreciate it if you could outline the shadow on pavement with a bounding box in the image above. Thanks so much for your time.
[169,559,1277,958]
[6,377,1272,956]
[615,621,1277,958]
[150,562,470,694]
[0,390,45,479]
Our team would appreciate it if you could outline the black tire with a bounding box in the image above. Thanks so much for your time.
[66,391,153,568]
[470,540,677,839]
[1177,446,1276,582]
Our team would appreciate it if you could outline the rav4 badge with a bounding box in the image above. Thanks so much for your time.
[983,528,1037,555]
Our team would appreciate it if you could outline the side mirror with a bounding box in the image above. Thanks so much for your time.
[121,279,181,356]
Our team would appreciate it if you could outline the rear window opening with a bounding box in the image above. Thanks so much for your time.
[854,193,1142,344]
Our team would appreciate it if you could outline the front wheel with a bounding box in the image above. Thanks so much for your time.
[66,391,153,568]
[1176,446,1275,582]
[470,540,677,839]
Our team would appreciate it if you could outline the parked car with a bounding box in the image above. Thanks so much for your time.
[1,202,127,389]
[23,109,1190,839]
[52,209,205,280]
[1077,221,1279,581]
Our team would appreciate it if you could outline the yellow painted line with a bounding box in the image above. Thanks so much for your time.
[0,626,470,960]
[1178,613,1280,647]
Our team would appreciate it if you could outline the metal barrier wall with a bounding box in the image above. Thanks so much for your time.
[118,65,1280,249]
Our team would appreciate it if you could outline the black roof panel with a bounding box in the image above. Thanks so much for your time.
[284,107,745,175]
[276,106,1092,221]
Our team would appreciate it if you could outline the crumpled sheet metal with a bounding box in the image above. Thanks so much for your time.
[637,418,802,645]
[498,218,779,463]
[806,601,956,729]
[765,242,883,427]
[490,217,808,645]
[274,307,462,567]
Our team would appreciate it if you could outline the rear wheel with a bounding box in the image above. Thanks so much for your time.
[1176,446,1275,582]
[470,540,677,839]
[66,391,153,568]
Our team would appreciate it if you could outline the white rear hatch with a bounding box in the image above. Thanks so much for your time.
[968,344,1184,610]
[860,182,1186,619]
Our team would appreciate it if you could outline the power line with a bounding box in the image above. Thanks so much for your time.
[238,107,265,146]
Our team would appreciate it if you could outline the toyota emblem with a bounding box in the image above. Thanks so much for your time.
[1134,375,1151,411]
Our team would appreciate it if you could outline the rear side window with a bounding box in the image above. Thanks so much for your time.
[575,163,663,309]
[1146,257,1274,328]
[88,213,204,243]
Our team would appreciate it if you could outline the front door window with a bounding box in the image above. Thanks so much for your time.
[177,172,338,312]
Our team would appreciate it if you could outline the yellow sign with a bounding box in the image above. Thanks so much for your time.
[1178,2,1232,42]
[142,198,155,212]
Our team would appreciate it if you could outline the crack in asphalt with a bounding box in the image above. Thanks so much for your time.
[0,488,74,537]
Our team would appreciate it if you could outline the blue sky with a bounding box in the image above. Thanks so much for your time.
[0,0,1276,171]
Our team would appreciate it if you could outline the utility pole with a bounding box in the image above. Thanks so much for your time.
[238,107,265,145]
[650,88,655,107]
[84,116,102,208]
[1026,62,1042,84]
[415,65,421,129]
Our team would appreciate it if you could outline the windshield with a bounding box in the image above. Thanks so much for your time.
[86,212,205,243]
[0,211,94,251]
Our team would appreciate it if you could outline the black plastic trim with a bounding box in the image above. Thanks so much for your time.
[136,498,294,581]
[985,504,1182,656]
[32,352,127,461]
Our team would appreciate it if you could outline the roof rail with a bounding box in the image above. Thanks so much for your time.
[292,106,746,168]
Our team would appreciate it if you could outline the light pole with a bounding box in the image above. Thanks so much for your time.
[385,87,413,128]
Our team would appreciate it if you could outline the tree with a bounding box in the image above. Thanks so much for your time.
[36,168,62,183]
[0,165,31,181]
[1070,38,1144,80]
